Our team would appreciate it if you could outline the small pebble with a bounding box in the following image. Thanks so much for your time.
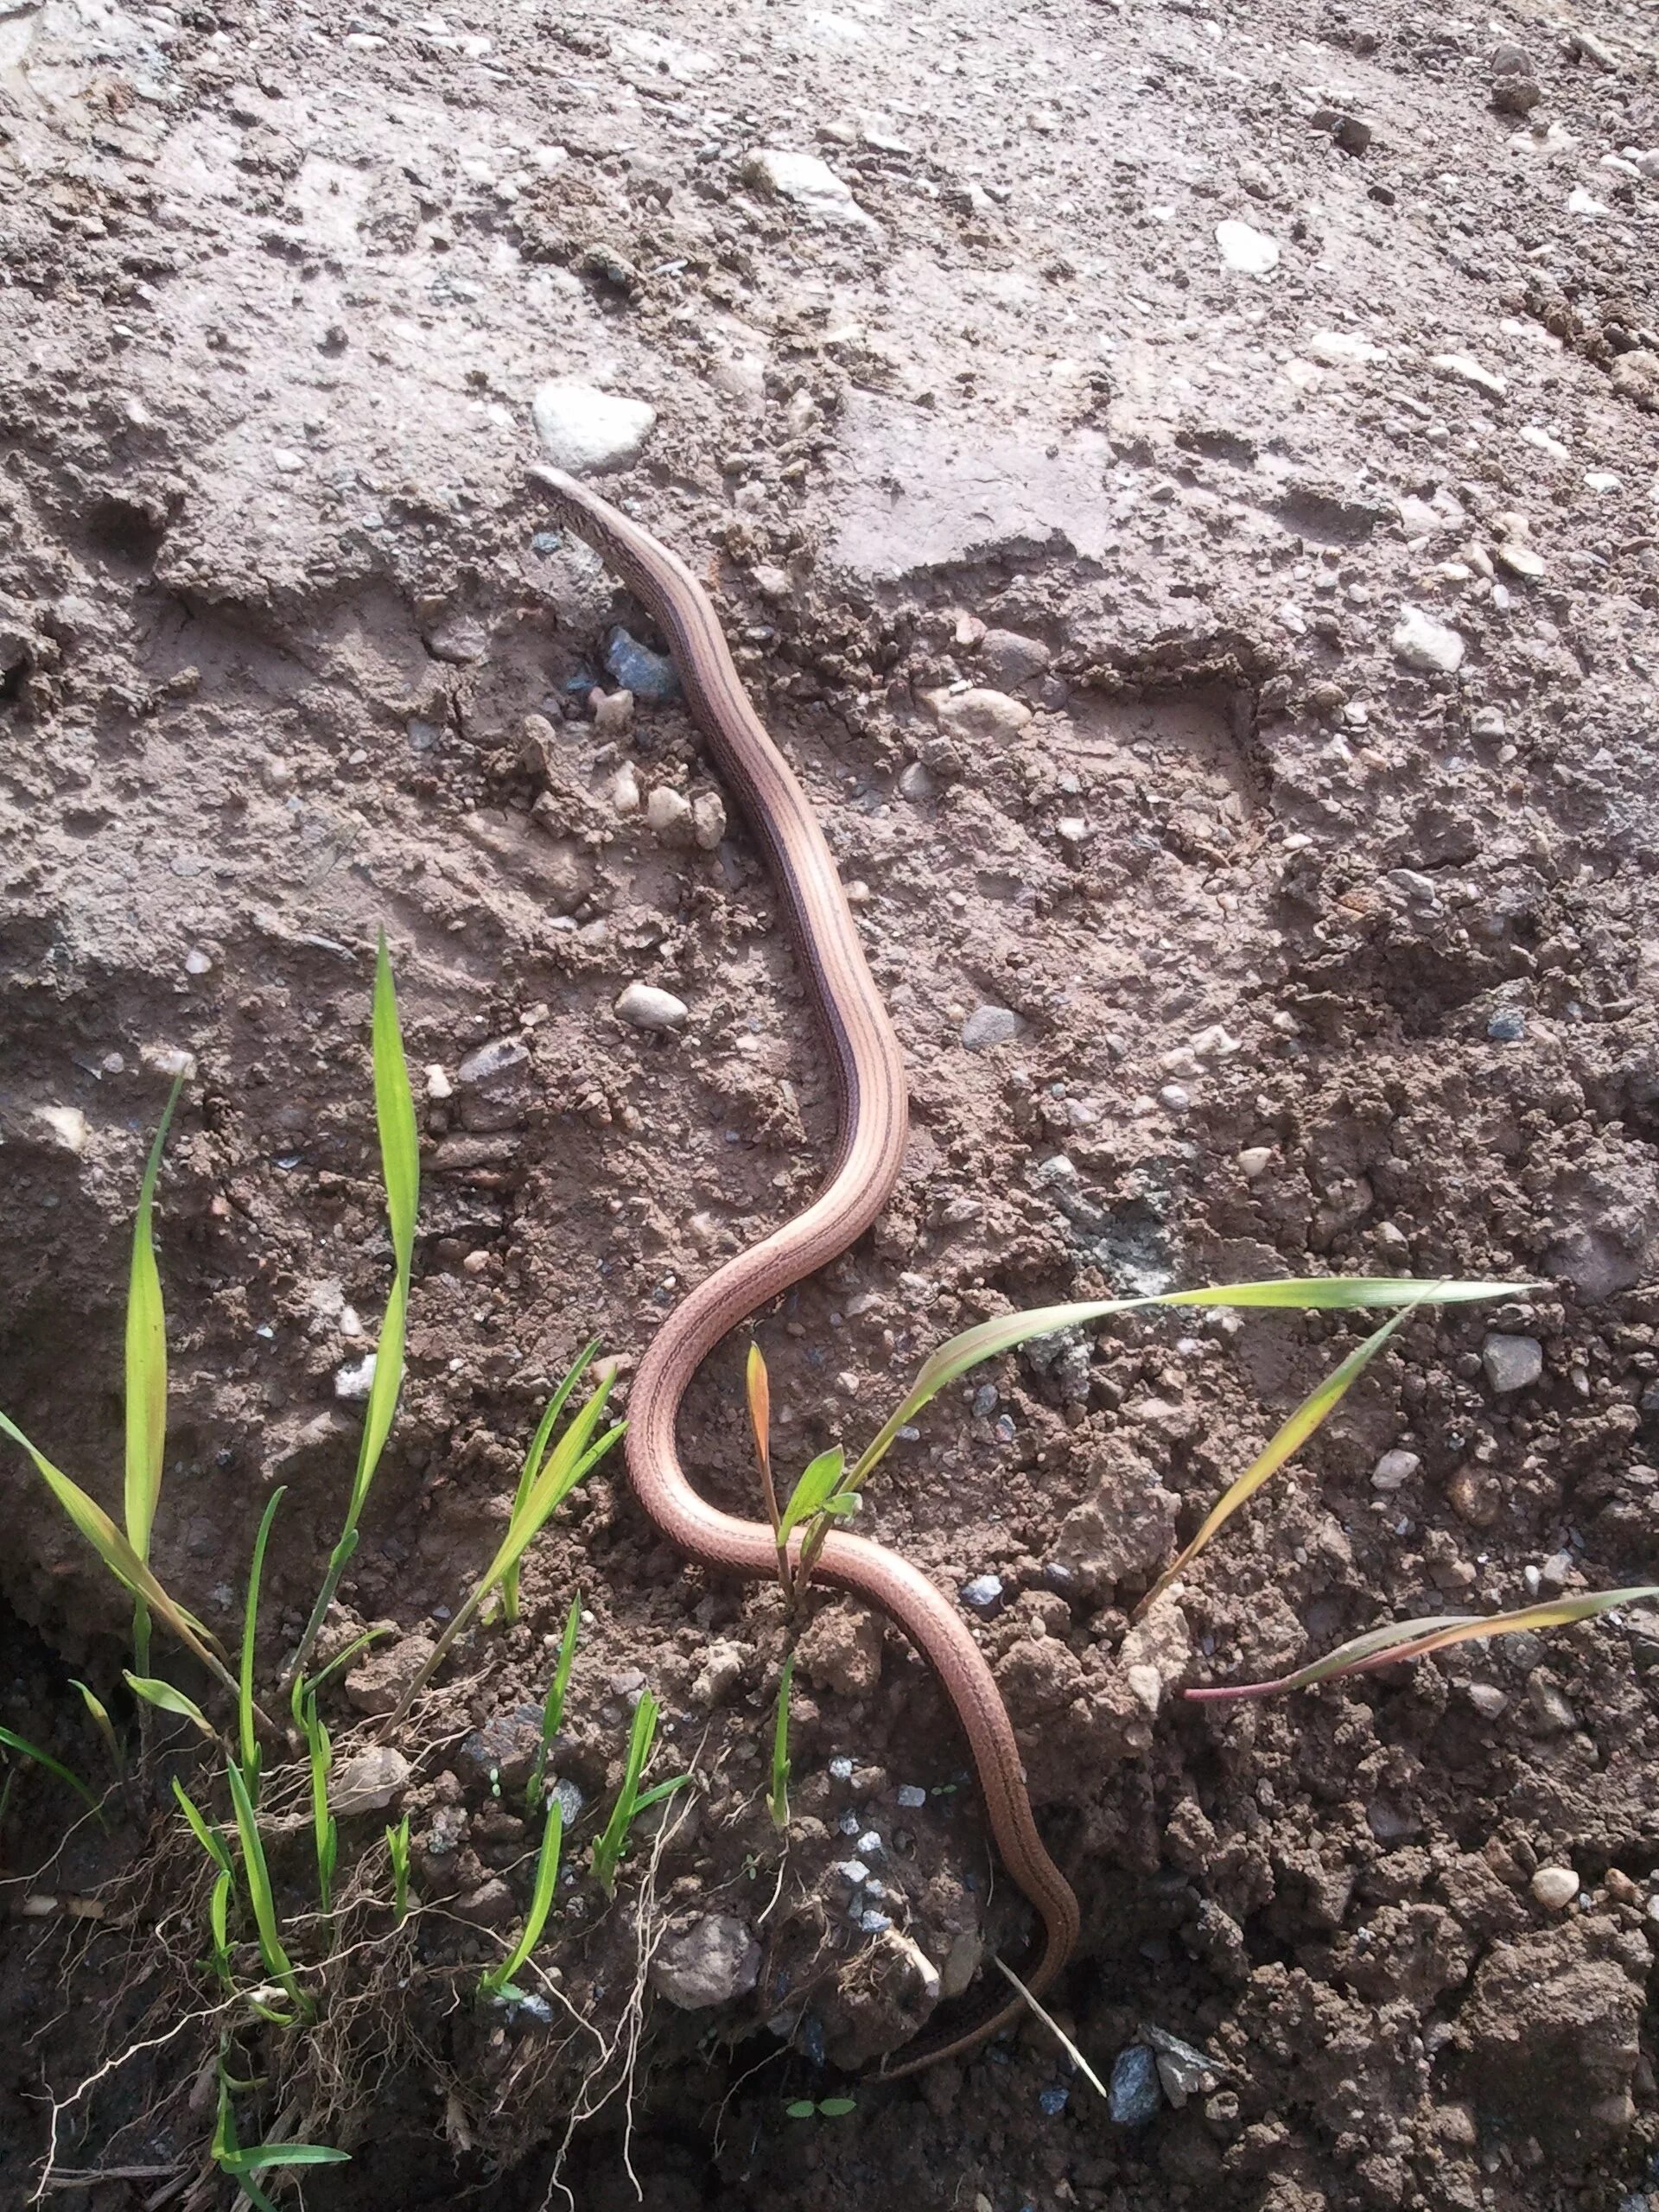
[1039,2085,1069,2117]
[646,785,694,843]
[1392,606,1466,674]
[1487,1010,1526,1042]
[611,764,641,817]
[828,1757,855,1782]
[1371,1450,1421,1492]
[1530,1866,1580,1911]
[1214,219,1279,275]
[836,1859,871,1885]
[960,1005,1022,1052]
[1109,2044,1164,2126]
[593,689,634,736]
[615,982,690,1032]
[334,1353,377,1402]
[1482,1333,1543,1394]
[1236,1146,1273,1179]
[744,147,880,232]
[532,378,656,474]
[855,1830,882,1857]
[896,1783,927,1808]
[605,627,679,702]
[960,1574,1004,1611]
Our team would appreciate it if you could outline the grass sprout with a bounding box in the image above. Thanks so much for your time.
[785,2097,856,2120]
[591,1689,689,1896]
[69,1679,121,1771]
[289,933,420,1681]
[213,2068,348,2211]
[301,1696,338,1915]
[1135,1300,1424,1619]
[746,1342,788,1593]
[479,1800,563,1999]
[497,1344,599,1624]
[1188,1583,1659,1701]
[768,1655,795,1832]
[123,1674,216,1738]
[0,1723,100,1817]
[205,1869,234,1987]
[173,1777,233,1876]
[287,1624,391,1734]
[526,1593,580,1813]
[386,1812,411,1923]
[792,1274,1529,1576]
[226,1759,308,2021]
[381,1368,623,1735]
[239,1488,284,1796]
[124,1071,185,1677]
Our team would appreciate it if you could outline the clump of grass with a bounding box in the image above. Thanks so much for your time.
[289,932,420,1681]
[213,2061,348,2211]
[1187,1584,1659,1701]
[381,1362,623,1735]
[768,1656,795,1832]
[497,1347,599,1624]
[591,1690,689,1896]
[386,1812,411,1923]
[479,1800,563,2000]
[526,1594,581,1813]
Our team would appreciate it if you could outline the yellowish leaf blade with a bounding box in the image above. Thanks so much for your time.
[124,1071,184,1562]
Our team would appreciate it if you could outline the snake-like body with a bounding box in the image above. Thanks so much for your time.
[531,464,1079,2073]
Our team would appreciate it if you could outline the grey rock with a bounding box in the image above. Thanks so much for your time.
[1214,219,1279,275]
[615,982,690,1032]
[458,1037,530,1087]
[650,1913,761,2009]
[743,148,879,232]
[532,379,656,474]
[1109,2043,1165,2126]
[645,785,695,844]
[1487,1010,1526,1042]
[329,1745,412,1819]
[455,1877,516,1928]
[959,1573,1004,1611]
[1144,2025,1224,2107]
[605,626,679,702]
[960,1005,1022,1052]
[896,1783,927,1808]
[460,1708,543,1789]
[926,686,1032,747]
[1482,1333,1543,1394]
[897,759,938,803]
[977,627,1052,689]
[1392,607,1466,674]
[690,1641,749,1707]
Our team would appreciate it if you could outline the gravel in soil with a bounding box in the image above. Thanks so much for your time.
[3,0,1659,2206]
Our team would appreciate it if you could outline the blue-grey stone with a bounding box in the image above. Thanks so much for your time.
[1039,2083,1069,2116]
[1487,1009,1526,1041]
[1109,2044,1164,2126]
[606,626,680,702]
[960,1573,1004,1611]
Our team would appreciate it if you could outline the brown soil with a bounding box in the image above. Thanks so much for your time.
[3,0,1659,2206]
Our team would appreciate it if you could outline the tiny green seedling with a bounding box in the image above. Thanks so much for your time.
[768,1656,795,1832]
[123,1674,216,1738]
[785,2097,856,2120]
[0,1724,101,1820]
[746,1342,788,1595]
[498,1345,601,1625]
[526,1594,581,1813]
[226,1760,308,2022]
[124,1070,185,1680]
[70,1680,121,1773]
[238,1488,284,1799]
[479,1799,563,2000]
[213,2063,348,2212]
[386,1812,411,1923]
[591,1690,690,1896]
[382,1363,624,1736]
[300,1695,337,1916]
[289,933,420,1683]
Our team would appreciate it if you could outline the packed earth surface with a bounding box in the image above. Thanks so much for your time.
[3,0,1659,2206]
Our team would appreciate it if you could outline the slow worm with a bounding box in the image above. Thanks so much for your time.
[531,464,1080,2074]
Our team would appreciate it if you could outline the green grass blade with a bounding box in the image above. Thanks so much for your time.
[240,1488,285,1794]
[778,1447,849,1547]
[593,1689,664,1895]
[480,1799,563,1997]
[69,1680,122,1770]
[232,2148,353,2173]
[769,1655,794,1831]
[847,1277,1533,1492]
[526,1595,581,1812]
[226,1758,307,2016]
[302,1696,335,1913]
[289,935,420,1681]
[123,1673,216,1738]
[0,1724,100,1815]
[0,1410,237,1695]
[124,1071,185,1674]
[1186,1585,1659,1701]
[206,1867,234,1985]
[500,1344,600,1623]
[172,1777,233,1875]
[387,1812,411,1923]
[1135,1303,1421,1618]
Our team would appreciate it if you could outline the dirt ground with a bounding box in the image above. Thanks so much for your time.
[3,0,1659,2204]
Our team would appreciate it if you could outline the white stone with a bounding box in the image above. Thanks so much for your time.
[1306,329,1388,365]
[35,1105,88,1155]
[1215,219,1279,275]
[424,1064,453,1101]
[744,149,879,232]
[1236,1146,1273,1179]
[610,764,641,817]
[1584,469,1623,493]
[531,380,656,474]
[1431,352,1506,397]
[1482,1333,1543,1393]
[645,785,694,843]
[1371,1450,1421,1492]
[1566,188,1608,217]
[1496,541,1547,579]
[329,1746,411,1818]
[649,1914,761,2008]
[1530,1866,1580,1910]
[692,791,727,849]
[1519,425,1570,460]
[1391,607,1465,674]
[334,1353,378,1402]
[615,982,689,1032]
